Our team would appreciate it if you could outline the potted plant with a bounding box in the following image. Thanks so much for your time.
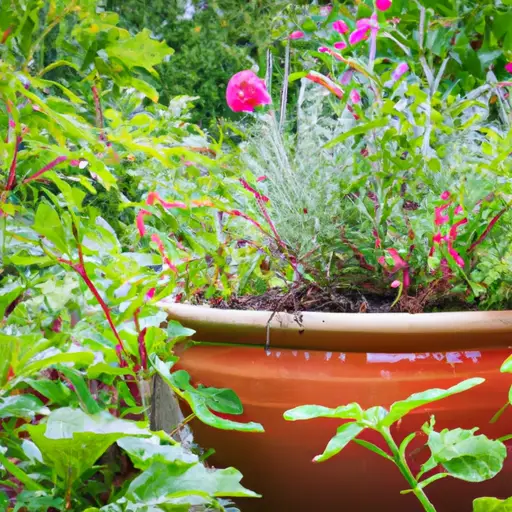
[157,1,512,509]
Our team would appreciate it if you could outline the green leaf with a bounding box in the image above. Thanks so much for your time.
[501,355,512,373]
[473,497,512,511]
[27,408,149,487]
[23,379,72,406]
[354,439,393,461]
[117,436,198,470]
[151,355,262,432]
[284,403,363,422]
[124,461,259,502]
[105,29,174,74]
[57,366,101,414]
[0,452,44,491]
[0,395,49,419]
[22,351,94,377]
[184,390,263,433]
[313,422,364,463]
[426,428,506,483]
[166,320,195,341]
[87,363,135,379]
[381,378,485,427]
[33,203,68,254]
[324,119,389,148]
[197,386,243,415]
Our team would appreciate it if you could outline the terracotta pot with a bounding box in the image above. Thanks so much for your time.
[166,304,512,512]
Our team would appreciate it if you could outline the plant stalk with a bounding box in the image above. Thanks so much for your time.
[380,428,437,512]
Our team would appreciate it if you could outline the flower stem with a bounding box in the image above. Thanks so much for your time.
[380,427,437,512]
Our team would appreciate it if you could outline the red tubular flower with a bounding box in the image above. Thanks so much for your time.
[136,209,150,237]
[434,204,450,225]
[151,234,178,273]
[447,242,465,268]
[305,72,344,99]
[449,218,468,240]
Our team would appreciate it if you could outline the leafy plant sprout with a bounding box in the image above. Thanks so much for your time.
[284,379,509,512]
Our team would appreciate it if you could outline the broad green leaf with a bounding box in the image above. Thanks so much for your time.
[117,436,198,470]
[381,378,485,427]
[124,461,259,502]
[27,408,149,487]
[197,386,243,416]
[22,351,94,377]
[105,29,174,74]
[313,422,364,463]
[33,203,68,254]
[183,390,264,433]
[87,363,135,379]
[425,428,506,483]
[23,379,72,406]
[166,320,196,341]
[0,395,49,419]
[473,497,512,511]
[0,451,44,491]
[284,403,363,422]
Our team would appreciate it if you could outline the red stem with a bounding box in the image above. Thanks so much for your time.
[138,327,148,370]
[5,136,22,191]
[23,156,68,184]
[468,208,508,253]
[1,27,12,44]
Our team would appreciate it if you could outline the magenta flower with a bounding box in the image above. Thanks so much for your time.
[340,70,353,85]
[226,70,271,113]
[349,14,378,45]
[392,62,409,81]
[454,205,464,215]
[318,46,329,53]
[505,62,512,74]
[334,41,347,50]
[137,209,150,237]
[434,204,450,226]
[376,0,392,11]
[289,31,305,40]
[440,190,450,200]
[333,20,349,34]
[350,89,361,104]
[449,218,468,240]
[391,280,401,288]
[320,5,332,16]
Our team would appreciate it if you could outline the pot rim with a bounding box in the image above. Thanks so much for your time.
[163,303,512,352]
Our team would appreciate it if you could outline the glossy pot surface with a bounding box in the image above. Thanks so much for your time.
[167,304,512,512]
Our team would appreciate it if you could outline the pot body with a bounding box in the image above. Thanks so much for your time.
[168,305,512,512]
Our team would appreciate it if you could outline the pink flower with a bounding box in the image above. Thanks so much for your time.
[289,31,305,40]
[454,205,464,215]
[434,204,450,226]
[333,20,349,34]
[505,62,512,74]
[318,46,329,53]
[440,190,450,200]
[349,15,378,45]
[350,89,361,104]
[320,5,332,16]
[8,119,15,129]
[256,175,267,182]
[145,288,156,301]
[391,280,401,288]
[391,62,409,81]
[226,70,271,113]
[334,41,347,50]
[376,0,392,11]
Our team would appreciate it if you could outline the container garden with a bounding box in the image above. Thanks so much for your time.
[167,303,512,512]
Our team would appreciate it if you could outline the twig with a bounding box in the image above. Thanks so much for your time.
[5,136,22,191]
[91,84,106,143]
[279,41,290,132]
[23,156,68,184]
